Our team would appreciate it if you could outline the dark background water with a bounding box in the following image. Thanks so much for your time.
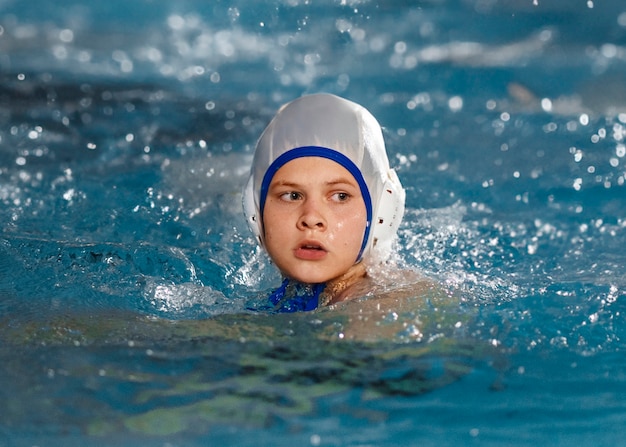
[1,0,626,445]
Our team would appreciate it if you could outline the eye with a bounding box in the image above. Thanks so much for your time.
[332,192,350,202]
[280,191,303,201]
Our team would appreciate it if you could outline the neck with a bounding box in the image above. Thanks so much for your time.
[319,262,368,306]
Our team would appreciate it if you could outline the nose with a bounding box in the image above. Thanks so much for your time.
[297,199,326,231]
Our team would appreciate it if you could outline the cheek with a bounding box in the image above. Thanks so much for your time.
[262,223,281,259]
[332,210,367,246]
[262,204,281,234]
[263,216,279,241]
[262,210,289,247]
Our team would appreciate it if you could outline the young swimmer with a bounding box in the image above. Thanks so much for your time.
[243,93,406,312]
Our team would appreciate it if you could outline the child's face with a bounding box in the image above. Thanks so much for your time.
[262,156,367,284]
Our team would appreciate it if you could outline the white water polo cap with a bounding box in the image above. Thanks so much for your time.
[243,93,405,262]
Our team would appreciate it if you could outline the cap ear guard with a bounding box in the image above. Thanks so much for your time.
[242,175,263,246]
[369,169,405,260]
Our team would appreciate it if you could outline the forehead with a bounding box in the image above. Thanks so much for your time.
[270,156,359,184]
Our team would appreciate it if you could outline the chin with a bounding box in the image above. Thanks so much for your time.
[286,272,333,284]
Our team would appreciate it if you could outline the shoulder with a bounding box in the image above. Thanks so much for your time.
[337,265,454,316]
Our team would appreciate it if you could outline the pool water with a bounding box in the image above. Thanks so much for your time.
[1,0,626,445]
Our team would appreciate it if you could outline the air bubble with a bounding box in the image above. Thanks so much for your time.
[59,28,74,43]
[579,114,589,125]
[448,96,463,112]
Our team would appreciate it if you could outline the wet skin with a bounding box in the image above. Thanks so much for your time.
[262,156,367,287]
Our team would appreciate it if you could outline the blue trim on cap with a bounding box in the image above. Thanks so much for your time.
[259,146,372,262]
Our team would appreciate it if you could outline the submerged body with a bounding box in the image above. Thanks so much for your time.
[0,277,476,436]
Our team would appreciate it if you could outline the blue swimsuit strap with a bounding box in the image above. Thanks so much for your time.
[268,278,325,312]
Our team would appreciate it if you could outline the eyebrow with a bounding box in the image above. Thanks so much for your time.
[270,177,358,188]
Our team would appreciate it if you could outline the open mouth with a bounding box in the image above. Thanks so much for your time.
[295,241,328,260]
[301,244,324,251]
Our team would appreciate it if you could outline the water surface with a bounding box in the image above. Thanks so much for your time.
[1,0,626,446]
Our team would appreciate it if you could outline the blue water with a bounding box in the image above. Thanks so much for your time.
[1,0,626,446]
